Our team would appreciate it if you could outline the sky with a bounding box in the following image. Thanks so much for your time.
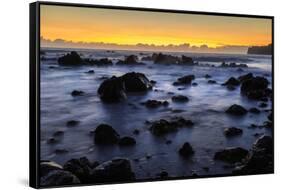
[40,5,272,54]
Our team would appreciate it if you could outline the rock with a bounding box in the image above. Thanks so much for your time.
[157,171,169,178]
[227,85,236,91]
[141,99,169,108]
[249,107,261,114]
[236,68,244,72]
[259,102,267,108]
[224,127,243,137]
[208,80,217,84]
[71,90,84,96]
[149,117,193,136]
[179,142,194,157]
[40,161,80,186]
[220,62,248,68]
[223,77,240,86]
[238,73,253,82]
[225,104,247,115]
[94,124,120,145]
[47,138,58,144]
[91,158,135,182]
[121,72,153,92]
[240,76,269,100]
[173,75,195,85]
[233,136,273,174]
[66,120,79,127]
[133,129,140,135]
[154,53,180,64]
[118,136,136,146]
[116,55,144,65]
[181,55,194,65]
[214,147,248,163]
[63,157,98,183]
[204,74,212,79]
[150,80,157,85]
[192,82,198,86]
[85,70,95,74]
[171,95,189,102]
[84,58,113,66]
[97,76,126,102]
[58,51,83,66]
[53,131,64,137]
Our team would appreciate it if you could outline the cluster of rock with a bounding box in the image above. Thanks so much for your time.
[220,62,248,68]
[141,53,197,65]
[116,55,145,65]
[40,157,135,187]
[97,72,153,102]
[173,75,195,86]
[149,117,194,136]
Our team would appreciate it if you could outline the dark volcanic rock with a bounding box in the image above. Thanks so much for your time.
[220,62,248,68]
[224,127,243,137]
[171,95,189,102]
[240,76,270,100]
[63,157,98,183]
[214,147,248,163]
[40,161,80,186]
[154,53,180,64]
[85,70,95,74]
[66,120,80,127]
[71,90,84,96]
[204,74,212,79]
[121,72,153,92]
[91,158,135,182]
[208,80,217,84]
[149,117,193,136]
[181,55,194,65]
[178,142,194,158]
[226,104,247,115]
[116,55,144,65]
[118,136,136,146]
[94,124,120,145]
[47,138,58,144]
[223,77,240,86]
[233,135,273,174]
[84,58,113,66]
[173,75,195,85]
[249,107,261,114]
[141,99,169,108]
[58,51,83,66]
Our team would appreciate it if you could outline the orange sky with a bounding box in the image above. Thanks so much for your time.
[40,5,272,50]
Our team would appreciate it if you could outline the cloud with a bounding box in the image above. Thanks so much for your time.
[40,37,249,54]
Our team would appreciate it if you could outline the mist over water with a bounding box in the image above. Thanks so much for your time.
[40,48,272,179]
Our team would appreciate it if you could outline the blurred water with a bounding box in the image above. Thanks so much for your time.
[40,48,272,179]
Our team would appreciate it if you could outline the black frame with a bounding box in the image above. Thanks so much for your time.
[30,1,274,188]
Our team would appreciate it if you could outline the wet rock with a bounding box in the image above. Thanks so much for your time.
[141,99,169,108]
[225,104,247,115]
[238,73,253,83]
[223,77,240,86]
[208,80,217,84]
[116,55,144,65]
[85,70,95,74]
[47,138,58,144]
[91,158,135,182]
[249,107,261,114]
[179,142,194,158]
[204,74,212,79]
[224,127,243,137]
[233,136,273,174]
[71,90,84,96]
[220,62,248,68]
[118,136,136,146]
[259,102,267,108]
[94,124,120,145]
[173,75,195,85]
[240,76,269,100]
[154,53,180,64]
[66,120,80,127]
[58,51,83,66]
[121,72,153,92]
[214,147,248,163]
[192,82,198,86]
[53,131,64,137]
[63,157,98,183]
[171,95,189,102]
[149,117,193,136]
[181,55,194,65]
[150,80,157,85]
[84,58,113,66]
[40,161,80,186]
[227,85,236,91]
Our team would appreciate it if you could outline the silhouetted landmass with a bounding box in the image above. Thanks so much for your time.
[247,44,272,55]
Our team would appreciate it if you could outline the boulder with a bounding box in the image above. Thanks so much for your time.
[181,55,194,65]
[225,104,247,115]
[118,136,136,146]
[238,73,253,82]
[204,74,212,79]
[178,142,194,157]
[40,161,80,187]
[171,95,189,102]
[71,90,84,96]
[141,99,169,108]
[233,136,273,174]
[214,147,248,163]
[223,77,240,86]
[173,75,195,85]
[224,127,243,137]
[94,124,120,145]
[58,51,83,66]
[249,107,261,114]
[208,80,217,84]
[85,70,95,74]
[84,58,113,66]
[91,158,135,182]
[121,72,153,92]
[154,53,180,64]
[63,157,99,183]
[116,55,144,65]
[66,120,80,127]
[240,76,269,100]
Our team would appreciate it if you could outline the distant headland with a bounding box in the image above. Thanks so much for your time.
[247,44,272,55]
